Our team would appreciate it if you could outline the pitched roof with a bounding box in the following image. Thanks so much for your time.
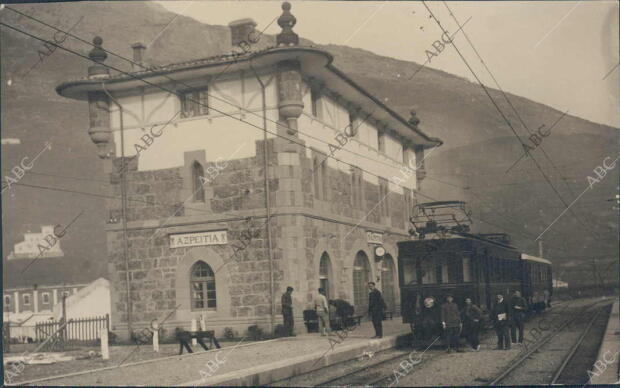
[57,45,442,148]
[2,255,106,289]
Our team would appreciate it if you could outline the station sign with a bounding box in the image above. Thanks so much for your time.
[170,230,228,249]
[366,231,383,245]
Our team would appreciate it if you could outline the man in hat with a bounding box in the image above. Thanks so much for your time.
[441,294,463,353]
[462,297,483,351]
[491,294,511,350]
[368,282,386,338]
[281,286,295,336]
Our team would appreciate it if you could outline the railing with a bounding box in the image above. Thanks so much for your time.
[35,314,109,347]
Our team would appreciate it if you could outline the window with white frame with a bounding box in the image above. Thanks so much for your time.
[42,292,51,305]
[180,88,209,118]
[23,294,31,306]
[191,261,217,310]
[4,295,11,307]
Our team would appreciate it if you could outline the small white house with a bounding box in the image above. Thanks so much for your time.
[53,277,111,321]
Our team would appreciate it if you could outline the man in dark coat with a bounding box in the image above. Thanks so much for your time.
[418,297,442,341]
[491,294,511,350]
[510,290,527,344]
[368,282,386,338]
[281,286,295,336]
[461,297,483,351]
[441,294,463,353]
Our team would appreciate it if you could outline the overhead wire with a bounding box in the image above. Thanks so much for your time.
[1,10,605,261]
[421,1,598,239]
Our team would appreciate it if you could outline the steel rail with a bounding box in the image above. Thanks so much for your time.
[313,350,413,387]
[550,306,605,384]
[314,336,442,387]
[364,351,441,387]
[489,301,609,386]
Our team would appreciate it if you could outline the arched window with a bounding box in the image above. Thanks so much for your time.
[319,253,332,298]
[353,251,371,313]
[190,261,216,310]
[192,161,205,202]
[382,255,396,312]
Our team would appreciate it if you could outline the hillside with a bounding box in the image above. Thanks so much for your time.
[1,1,617,286]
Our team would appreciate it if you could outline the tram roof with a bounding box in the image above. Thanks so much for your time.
[521,253,552,265]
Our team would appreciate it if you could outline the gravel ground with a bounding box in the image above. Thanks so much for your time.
[276,298,605,387]
[4,340,246,385]
[9,319,410,386]
[392,298,609,387]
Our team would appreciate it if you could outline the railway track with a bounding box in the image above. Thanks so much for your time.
[489,300,613,386]
[315,336,441,387]
[551,303,613,385]
[273,299,611,387]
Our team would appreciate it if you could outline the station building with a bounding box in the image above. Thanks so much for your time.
[56,2,443,339]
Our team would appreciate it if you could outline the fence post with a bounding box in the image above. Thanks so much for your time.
[100,328,109,360]
[191,319,197,346]
[152,320,159,353]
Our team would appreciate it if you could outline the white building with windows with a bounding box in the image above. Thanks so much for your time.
[7,225,64,260]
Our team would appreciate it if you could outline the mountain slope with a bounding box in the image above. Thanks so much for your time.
[1,2,617,286]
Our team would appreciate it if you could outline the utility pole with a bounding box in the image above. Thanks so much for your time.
[102,85,132,339]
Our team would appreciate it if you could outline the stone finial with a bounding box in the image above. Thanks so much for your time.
[88,36,109,77]
[276,2,299,46]
[408,108,420,128]
[89,36,107,63]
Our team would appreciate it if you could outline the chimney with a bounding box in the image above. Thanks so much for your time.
[131,42,146,70]
[228,18,257,48]
[538,239,544,258]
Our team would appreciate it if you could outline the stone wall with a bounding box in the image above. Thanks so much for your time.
[106,136,413,338]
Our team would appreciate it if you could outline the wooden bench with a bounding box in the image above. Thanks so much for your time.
[176,330,221,355]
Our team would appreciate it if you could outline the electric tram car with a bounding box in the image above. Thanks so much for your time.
[397,232,552,342]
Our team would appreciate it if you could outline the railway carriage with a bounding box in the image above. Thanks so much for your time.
[397,233,552,340]
[521,253,553,306]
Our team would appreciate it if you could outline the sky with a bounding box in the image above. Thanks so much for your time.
[157,0,620,129]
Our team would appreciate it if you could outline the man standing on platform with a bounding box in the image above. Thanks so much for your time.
[368,282,386,339]
[315,288,331,336]
[462,297,482,351]
[510,290,527,344]
[281,286,295,337]
[492,294,511,350]
[441,294,463,353]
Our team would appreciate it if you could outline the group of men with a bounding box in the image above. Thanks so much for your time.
[430,290,531,353]
[282,284,538,352]
[280,281,387,338]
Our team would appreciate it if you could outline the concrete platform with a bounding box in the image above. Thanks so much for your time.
[18,318,411,386]
[182,318,411,386]
[590,299,620,385]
